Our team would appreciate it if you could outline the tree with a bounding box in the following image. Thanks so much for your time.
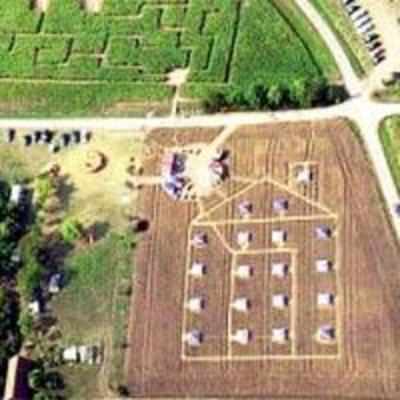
[226,87,248,108]
[29,368,46,391]
[203,92,228,113]
[29,366,64,400]
[18,309,35,338]
[35,175,55,208]
[33,393,54,400]
[59,218,84,244]
[289,78,310,108]
[17,257,42,301]
[267,84,284,109]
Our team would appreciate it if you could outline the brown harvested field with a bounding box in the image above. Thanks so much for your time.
[126,119,400,399]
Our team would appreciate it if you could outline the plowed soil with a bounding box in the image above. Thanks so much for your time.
[126,119,400,399]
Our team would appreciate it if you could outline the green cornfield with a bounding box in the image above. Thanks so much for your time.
[0,0,338,116]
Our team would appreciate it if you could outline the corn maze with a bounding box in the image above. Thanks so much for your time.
[0,0,332,116]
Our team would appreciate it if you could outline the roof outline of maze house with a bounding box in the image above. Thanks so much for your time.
[194,175,337,227]
[184,175,341,360]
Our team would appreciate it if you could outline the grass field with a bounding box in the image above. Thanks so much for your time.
[375,84,400,103]
[379,115,400,192]
[0,132,140,397]
[52,233,135,399]
[0,0,338,116]
[0,130,143,231]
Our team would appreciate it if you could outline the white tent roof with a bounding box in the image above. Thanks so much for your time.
[231,329,250,345]
[316,259,332,272]
[271,262,288,278]
[190,262,206,277]
[237,231,252,248]
[191,232,207,247]
[238,201,252,217]
[272,328,289,343]
[317,293,335,306]
[235,265,252,279]
[231,297,250,312]
[183,330,202,347]
[296,167,312,183]
[63,346,79,362]
[186,297,204,313]
[317,325,336,342]
[272,294,289,309]
[271,229,287,245]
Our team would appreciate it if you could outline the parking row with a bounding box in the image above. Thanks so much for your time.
[2,128,92,153]
[342,0,385,65]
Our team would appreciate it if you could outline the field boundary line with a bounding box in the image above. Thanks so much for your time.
[234,248,297,256]
[180,223,194,360]
[211,224,236,254]
[335,217,344,359]
[196,175,337,224]
[264,175,337,217]
[183,354,340,361]
[227,254,237,358]
[195,214,336,226]
[193,180,259,223]
[291,250,298,356]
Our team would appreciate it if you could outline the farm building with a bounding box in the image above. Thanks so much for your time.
[3,355,33,400]
[161,149,227,200]
[28,300,41,317]
[161,152,186,200]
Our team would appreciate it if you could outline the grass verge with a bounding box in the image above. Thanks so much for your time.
[379,116,400,193]
[309,0,372,77]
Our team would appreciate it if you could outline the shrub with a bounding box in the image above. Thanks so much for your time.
[59,218,84,244]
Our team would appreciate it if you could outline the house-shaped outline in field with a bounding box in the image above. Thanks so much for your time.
[183,175,341,360]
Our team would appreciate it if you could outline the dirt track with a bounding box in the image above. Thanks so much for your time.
[126,119,400,399]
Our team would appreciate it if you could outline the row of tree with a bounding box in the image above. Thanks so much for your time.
[203,78,348,113]
[0,180,28,392]
[0,172,83,396]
